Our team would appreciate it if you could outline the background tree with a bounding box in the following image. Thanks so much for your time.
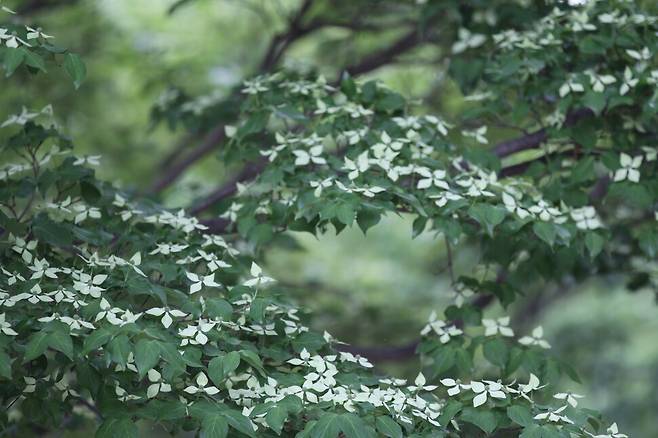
[1,0,657,436]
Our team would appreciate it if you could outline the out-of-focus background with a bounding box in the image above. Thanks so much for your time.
[3,1,657,436]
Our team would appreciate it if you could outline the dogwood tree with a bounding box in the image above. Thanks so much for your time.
[1,0,657,436]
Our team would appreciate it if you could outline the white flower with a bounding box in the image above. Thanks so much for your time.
[613,153,642,182]
[178,319,216,346]
[38,313,95,331]
[73,155,101,166]
[0,313,17,336]
[424,115,451,136]
[73,273,108,298]
[482,316,514,337]
[25,26,53,40]
[293,145,326,166]
[534,405,574,424]
[147,369,172,398]
[589,72,616,93]
[338,352,373,368]
[408,373,438,392]
[420,311,462,343]
[502,192,531,219]
[554,392,584,408]
[452,28,486,54]
[184,372,220,395]
[529,200,564,222]
[619,67,638,96]
[303,364,338,392]
[626,47,652,61]
[416,168,450,190]
[309,177,333,197]
[14,284,54,304]
[243,262,275,288]
[10,235,37,263]
[353,185,386,198]
[145,307,188,328]
[186,272,221,294]
[571,206,602,230]
[115,385,141,402]
[586,423,628,438]
[242,78,268,94]
[430,191,463,207]
[519,326,551,349]
[343,151,370,180]
[462,126,488,144]
[440,378,465,396]
[288,348,312,367]
[465,380,506,407]
[559,78,585,97]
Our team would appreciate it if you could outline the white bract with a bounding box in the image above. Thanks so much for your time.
[243,262,275,287]
[613,153,642,182]
[184,372,219,395]
[145,307,188,328]
[0,313,17,336]
[482,316,514,337]
[186,272,221,294]
[519,326,551,349]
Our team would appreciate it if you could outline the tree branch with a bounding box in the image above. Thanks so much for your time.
[492,108,592,158]
[189,158,268,215]
[341,28,424,78]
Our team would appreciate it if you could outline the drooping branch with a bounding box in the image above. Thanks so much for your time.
[335,293,494,363]
[189,158,267,215]
[148,125,226,193]
[493,108,593,158]
[341,28,424,78]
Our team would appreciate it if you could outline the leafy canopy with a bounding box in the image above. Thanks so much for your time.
[2,0,657,437]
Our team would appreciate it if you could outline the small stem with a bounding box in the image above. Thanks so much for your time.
[445,236,455,284]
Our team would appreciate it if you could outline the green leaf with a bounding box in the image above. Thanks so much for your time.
[507,405,534,427]
[339,413,373,438]
[356,208,381,234]
[483,337,509,368]
[23,331,50,362]
[134,339,161,378]
[32,215,73,246]
[375,416,402,438]
[533,222,557,247]
[336,203,356,226]
[221,410,256,437]
[584,232,604,258]
[48,330,74,360]
[239,350,266,375]
[0,349,12,379]
[223,351,241,375]
[468,204,506,237]
[4,48,25,76]
[201,414,229,438]
[460,407,497,434]
[23,50,46,72]
[265,406,287,435]
[107,335,131,367]
[520,425,543,438]
[96,418,139,438]
[82,327,113,354]
[311,413,342,438]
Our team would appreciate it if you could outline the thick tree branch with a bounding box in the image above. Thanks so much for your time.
[148,125,226,193]
[336,293,494,363]
[341,28,424,78]
[493,108,592,158]
[189,158,267,215]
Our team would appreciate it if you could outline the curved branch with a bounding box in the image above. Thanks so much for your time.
[493,108,593,158]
